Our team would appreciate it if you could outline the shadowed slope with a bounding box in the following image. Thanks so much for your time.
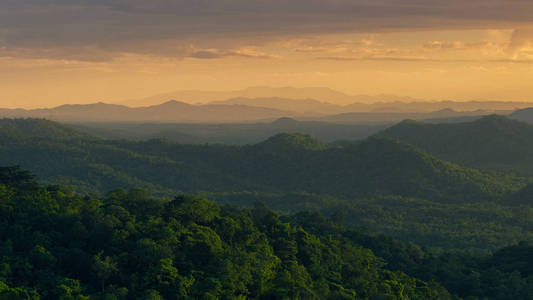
[377,115,533,174]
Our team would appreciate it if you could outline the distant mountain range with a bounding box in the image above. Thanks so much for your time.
[1,94,532,123]
[121,86,533,113]
[121,86,380,106]
[210,97,346,115]
[0,100,297,123]
[212,96,530,116]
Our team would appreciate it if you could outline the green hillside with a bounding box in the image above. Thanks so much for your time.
[114,133,516,203]
[0,120,513,202]
[376,115,533,175]
[0,118,531,252]
[0,118,91,140]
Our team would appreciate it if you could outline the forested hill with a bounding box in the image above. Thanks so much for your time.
[3,166,533,299]
[510,107,533,124]
[1,118,533,253]
[376,115,533,175]
[0,120,514,202]
[0,118,92,140]
[124,133,514,202]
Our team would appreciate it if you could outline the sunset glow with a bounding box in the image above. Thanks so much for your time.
[2,1,533,108]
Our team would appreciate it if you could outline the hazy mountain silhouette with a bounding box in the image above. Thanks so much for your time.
[119,86,533,113]
[0,100,297,123]
[343,101,530,113]
[270,117,301,126]
[210,97,346,115]
[320,108,495,124]
[121,86,361,106]
[376,115,533,174]
[119,86,450,107]
[212,97,526,117]
[509,107,533,123]
[1,98,522,125]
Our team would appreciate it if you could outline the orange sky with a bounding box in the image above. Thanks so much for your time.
[1,1,533,108]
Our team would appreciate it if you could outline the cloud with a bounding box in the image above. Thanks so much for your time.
[187,47,276,59]
[422,40,500,52]
[2,0,533,61]
[423,41,467,50]
[289,37,384,54]
[507,27,533,58]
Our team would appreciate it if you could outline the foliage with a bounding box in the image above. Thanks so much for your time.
[1,118,532,254]
[0,167,455,299]
[377,115,533,175]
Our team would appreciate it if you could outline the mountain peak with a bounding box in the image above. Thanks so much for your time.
[474,114,524,127]
[54,102,125,110]
[257,133,328,151]
[157,100,191,107]
[397,119,422,125]
[271,117,300,126]
[433,108,456,114]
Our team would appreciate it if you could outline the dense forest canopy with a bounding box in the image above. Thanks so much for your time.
[0,166,449,299]
[2,166,533,299]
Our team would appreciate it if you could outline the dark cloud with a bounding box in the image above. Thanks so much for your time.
[2,0,533,60]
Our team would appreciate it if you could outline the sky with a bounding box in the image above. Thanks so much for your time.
[2,0,533,108]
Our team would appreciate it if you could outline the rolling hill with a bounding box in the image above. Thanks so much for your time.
[72,117,387,144]
[0,118,515,202]
[376,115,533,175]
[509,107,533,123]
[0,118,531,252]
[0,118,91,140]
